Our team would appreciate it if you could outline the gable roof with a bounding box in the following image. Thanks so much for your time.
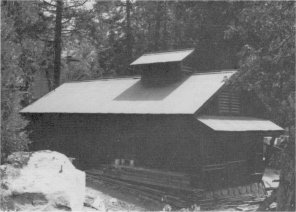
[20,70,236,114]
[130,49,195,65]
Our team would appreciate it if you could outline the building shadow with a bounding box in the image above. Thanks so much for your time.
[114,78,188,101]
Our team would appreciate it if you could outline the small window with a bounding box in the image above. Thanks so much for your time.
[218,90,240,114]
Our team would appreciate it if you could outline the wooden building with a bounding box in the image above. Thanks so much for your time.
[21,49,283,190]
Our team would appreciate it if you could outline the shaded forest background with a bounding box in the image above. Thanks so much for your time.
[1,0,295,210]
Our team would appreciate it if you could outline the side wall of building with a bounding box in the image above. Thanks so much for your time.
[200,130,266,188]
[193,88,272,188]
[26,114,207,175]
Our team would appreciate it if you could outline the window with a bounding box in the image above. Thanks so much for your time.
[218,90,240,114]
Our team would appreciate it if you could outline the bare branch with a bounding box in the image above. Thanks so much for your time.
[64,0,88,9]
[39,5,57,13]
[61,29,80,36]
[62,29,77,32]
[62,18,73,25]
[42,0,56,8]
[34,33,54,42]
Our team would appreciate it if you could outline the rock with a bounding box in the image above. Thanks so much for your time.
[239,186,247,194]
[163,204,172,211]
[109,197,118,205]
[0,150,85,211]
[221,189,228,196]
[191,204,200,211]
[92,196,106,211]
[228,188,235,196]
[251,183,259,194]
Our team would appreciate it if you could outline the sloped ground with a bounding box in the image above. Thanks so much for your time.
[84,179,263,211]
[84,186,146,211]
[84,168,280,211]
[84,181,159,211]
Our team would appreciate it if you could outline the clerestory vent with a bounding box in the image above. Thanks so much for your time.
[130,49,195,86]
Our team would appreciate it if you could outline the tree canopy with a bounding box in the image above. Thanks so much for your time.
[1,0,295,166]
[1,1,295,210]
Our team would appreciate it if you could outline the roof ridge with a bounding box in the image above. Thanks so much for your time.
[63,70,236,84]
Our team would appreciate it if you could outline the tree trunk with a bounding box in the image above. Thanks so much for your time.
[161,1,168,50]
[173,3,181,48]
[258,135,295,211]
[53,0,63,89]
[276,136,295,211]
[125,0,132,74]
[154,2,162,51]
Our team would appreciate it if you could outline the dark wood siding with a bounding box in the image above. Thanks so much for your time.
[26,114,203,175]
[24,113,269,189]
[141,62,183,85]
[197,88,269,118]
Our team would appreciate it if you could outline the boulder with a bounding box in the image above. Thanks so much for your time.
[0,150,85,211]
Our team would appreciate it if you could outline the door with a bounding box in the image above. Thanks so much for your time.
[202,135,227,189]
[224,133,248,186]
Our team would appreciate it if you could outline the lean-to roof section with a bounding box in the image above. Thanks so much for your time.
[197,116,284,131]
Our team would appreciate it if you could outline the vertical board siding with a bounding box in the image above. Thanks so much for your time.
[27,114,203,174]
[26,113,267,189]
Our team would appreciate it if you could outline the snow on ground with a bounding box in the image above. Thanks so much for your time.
[262,168,280,189]
[83,186,145,211]
[84,181,162,211]
[262,168,280,197]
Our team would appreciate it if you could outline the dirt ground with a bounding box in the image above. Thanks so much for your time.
[84,180,164,211]
[83,168,280,211]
